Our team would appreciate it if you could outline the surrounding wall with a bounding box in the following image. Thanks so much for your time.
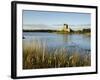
[0,0,99,80]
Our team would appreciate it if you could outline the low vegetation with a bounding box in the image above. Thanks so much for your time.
[23,40,91,69]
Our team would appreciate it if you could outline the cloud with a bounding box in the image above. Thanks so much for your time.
[23,24,59,30]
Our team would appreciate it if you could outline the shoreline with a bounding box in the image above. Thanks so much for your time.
[23,30,91,35]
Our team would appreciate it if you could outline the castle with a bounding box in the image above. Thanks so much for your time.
[59,24,70,32]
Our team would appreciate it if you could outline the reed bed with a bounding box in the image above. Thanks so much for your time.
[23,40,91,69]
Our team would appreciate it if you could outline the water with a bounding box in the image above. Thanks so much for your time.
[23,32,91,54]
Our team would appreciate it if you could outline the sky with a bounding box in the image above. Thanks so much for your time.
[23,10,91,30]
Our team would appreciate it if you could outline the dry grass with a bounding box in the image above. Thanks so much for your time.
[23,40,91,69]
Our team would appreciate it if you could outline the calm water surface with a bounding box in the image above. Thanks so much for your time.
[23,32,91,54]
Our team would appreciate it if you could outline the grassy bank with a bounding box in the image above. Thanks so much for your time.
[23,40,91,69]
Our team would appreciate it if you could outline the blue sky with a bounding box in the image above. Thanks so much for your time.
[23,10,91,30]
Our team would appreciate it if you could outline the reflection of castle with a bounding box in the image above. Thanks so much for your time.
[59,24,70,32]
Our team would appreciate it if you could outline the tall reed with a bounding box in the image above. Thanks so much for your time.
[23,40,91,69]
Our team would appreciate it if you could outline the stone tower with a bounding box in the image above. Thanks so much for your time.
[63,24,70,32]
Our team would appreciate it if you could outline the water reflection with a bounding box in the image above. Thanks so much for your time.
[23,32,91,55]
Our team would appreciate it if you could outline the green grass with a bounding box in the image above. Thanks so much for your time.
[23,40,91,69]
